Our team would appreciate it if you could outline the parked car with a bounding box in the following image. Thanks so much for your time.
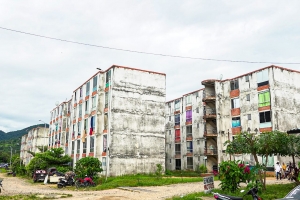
[277,185,300,200]
[33,169,47,182]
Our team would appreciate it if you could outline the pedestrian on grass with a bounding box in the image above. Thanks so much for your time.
[275,162,282,180]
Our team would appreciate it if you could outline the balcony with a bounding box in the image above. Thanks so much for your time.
[204,128,218,137]
[203,108,216,119]
[186,134,193,141]
[204,148,218,156]
[202,92,216,102]
[201,79,217,86]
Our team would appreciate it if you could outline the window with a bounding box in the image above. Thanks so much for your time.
[83,141,87,153]
[84,119,88,131]
[103,135,107,152]
[93,76,98,92]
[90,136,94,152]
[186,110,192,122]
[197,140,200,145]
[231,98,240,109]
[78,122,81,135]
[80,87,83,99]
[259,111,271,123]
[196,107,199,113]
[79,104,82,117]
[105,92,109,108]
[169,130,171,135]
[186,126,192,136]
[195,92,198,98]
[245,75,249,82]
[105,70,111,87]
[187,157,193,169]
[186,95,192,105]
[175,144,181,155]
[175,129,180,140]
[86,81,90,96]
[232,117,241,127]
[175,99,180,111]
[74,91,77,101]
[169,116,171,121]
[85,100,89,113]
[257,69,269,87]
[102,157,106,167]
[197,123,199,128]
[169,144,171,148]
[104,113,108,129]
[77,140,80,154]
[91,96,96,108]
[66,132,69,144]
[248,114,251,120]
[170,159,171,163]
[187,141,193,152]
[246,94,250,101]
[175,114,180,126]
[72,141,75,154]
[258,91,270,107]
[230,80,239,90]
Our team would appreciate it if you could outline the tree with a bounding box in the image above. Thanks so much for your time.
[74,157,103,179]
[225,131,289,190]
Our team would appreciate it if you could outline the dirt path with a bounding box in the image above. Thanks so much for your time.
[0,173,291,200]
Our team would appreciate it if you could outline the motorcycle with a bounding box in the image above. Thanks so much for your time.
[75,176,96,189]
[57,176,75,188]
[0,179,3,193]
[213,187,262,200]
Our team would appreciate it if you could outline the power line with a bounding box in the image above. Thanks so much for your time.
[1,26,300,65]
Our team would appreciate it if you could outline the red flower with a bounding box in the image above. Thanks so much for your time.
[238,163,245,168]
[244,166,250,174]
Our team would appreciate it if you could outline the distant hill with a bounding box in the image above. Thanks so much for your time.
[0,124,49,141]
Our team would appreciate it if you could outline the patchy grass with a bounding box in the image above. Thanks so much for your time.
[95,174,204,190]
[168,183,296,200]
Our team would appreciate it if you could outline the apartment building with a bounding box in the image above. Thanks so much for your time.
[49,100,72,155]
[165,89,211,171]
[20,127,49,165]
[201,65,300,168]
[49,65,166,176]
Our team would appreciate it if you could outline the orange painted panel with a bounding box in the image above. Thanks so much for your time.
[104,108,108,113]
[231,108,240,116]
[175,139,181,143]
[186,136,193,141]
[88,153,94,157]
[175,154,181,159]
[74,103,77,107]
[92,91,97,96]
[66,128,69,132]
[174,125,180,129]
[105,87,110,92]
[91,110,97,116]
[185,121,192,125]
[79,99,83,104]
[260,127,272,132]
[85,95,90,101]
[232,127,241,135]
[103,129,108,133]
[258,105,271,111]
[82,153,86,158]
[50,121,52,125]
[186,153,193,157]
[102,152,107,156]
[78,117,82,122]
[257,84,270,91]
[230,89,240,98]
[174,110,180,115]
[73,119,76,124]
[84,114,89,119]
[67,113,70,117]
[186,106,192,111]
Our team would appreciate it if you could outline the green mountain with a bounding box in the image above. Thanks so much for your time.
[0,124,49,141]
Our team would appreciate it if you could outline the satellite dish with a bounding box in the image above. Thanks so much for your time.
[219,74,223,80]
[55,101,59,106]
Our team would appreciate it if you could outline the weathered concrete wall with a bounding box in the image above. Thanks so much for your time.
[271,68,300,131]
[109,67,166,176]
[165,90,205,171]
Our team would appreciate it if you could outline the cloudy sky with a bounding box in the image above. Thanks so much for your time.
[1,0,300,132]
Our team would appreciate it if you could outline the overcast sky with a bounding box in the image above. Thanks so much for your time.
[1,0,300,132]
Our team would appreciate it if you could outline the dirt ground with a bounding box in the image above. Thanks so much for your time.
[0,173,291,200]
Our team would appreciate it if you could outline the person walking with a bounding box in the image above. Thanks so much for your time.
[282,162,287,178]
[275,162,282,180]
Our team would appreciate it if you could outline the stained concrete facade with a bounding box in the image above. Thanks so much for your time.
[49,100,72,155]
[165,89,209,171]
[201,65,300,168]
[49,65,166,176]
[21,127,49,165]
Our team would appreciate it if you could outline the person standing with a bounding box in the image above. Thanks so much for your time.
[275,162,282,180]
[282,162,287,178]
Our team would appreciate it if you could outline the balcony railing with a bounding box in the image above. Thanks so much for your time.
[204,148,218,155]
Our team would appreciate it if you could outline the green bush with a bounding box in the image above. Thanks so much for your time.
[199,164,207,173]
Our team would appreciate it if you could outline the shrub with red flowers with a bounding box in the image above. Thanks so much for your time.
[218,160,257,192]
